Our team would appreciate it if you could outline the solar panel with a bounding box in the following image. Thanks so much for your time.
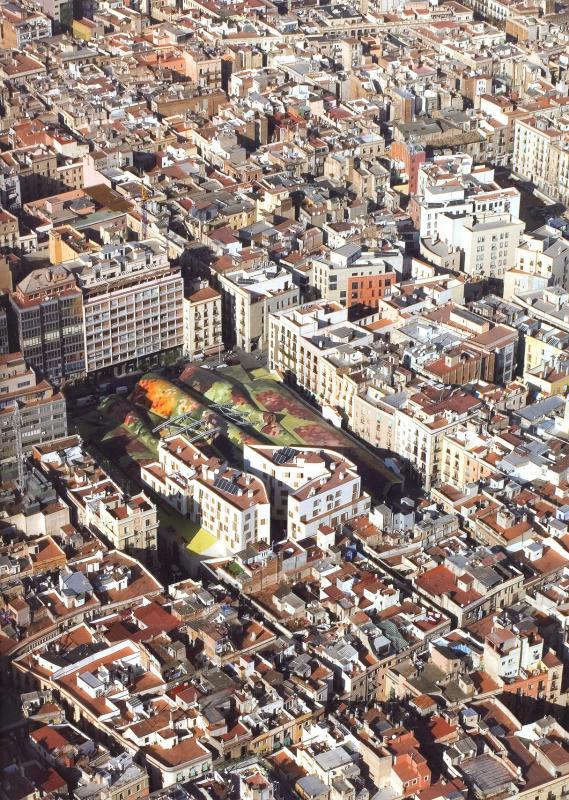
[214,477,240,495]
[275,446,297,465]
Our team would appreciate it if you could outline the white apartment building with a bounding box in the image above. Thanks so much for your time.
[218,263,299,352]
[513,115,569,207]
[511,286,569,334]
[70,240,183,374]
[194,466,270,553]
[192,128,246,170]
[484,623,544,681]
[269,301,347,382]
[244,444,331,520]
[243,443,370,540]
[142,436,206,518]
[183,283,223,359]
[141,436,270,553]
[414,154,520,241]
[504,230,569,299]
[513,116,562,190]
[269,301,374,418]
[6,12,52,47]
[467,0,519,21]
[415,153,474,198]
[438,211,525,279]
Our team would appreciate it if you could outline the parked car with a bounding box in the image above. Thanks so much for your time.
[76,395,96,408]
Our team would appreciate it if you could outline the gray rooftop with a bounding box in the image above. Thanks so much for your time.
[314,745,353,772]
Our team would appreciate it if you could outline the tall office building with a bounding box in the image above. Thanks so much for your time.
[10,265,85,384]
[10,240,184,380]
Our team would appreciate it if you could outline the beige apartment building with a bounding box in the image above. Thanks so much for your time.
[513,117,559,185]
[545,138,569,206]
[0,353,67,481]
[219,263,299,352]
[0,208,19,248]
[49,226,101,266]
[415,548,524,627]
[85,491,158,556]
[504,231,569,299]
[0,7,52,49]
[184,47,223,89]
[513,116,569,205]
[524,324,569,373]
[7,145,82,204]
[438,426,496,487]
[392,391,482,491]
[352,387,483,491]
[183,284,223,359]
[268,301,373,420]
[33,436,158,555]
[351,387,397,452]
